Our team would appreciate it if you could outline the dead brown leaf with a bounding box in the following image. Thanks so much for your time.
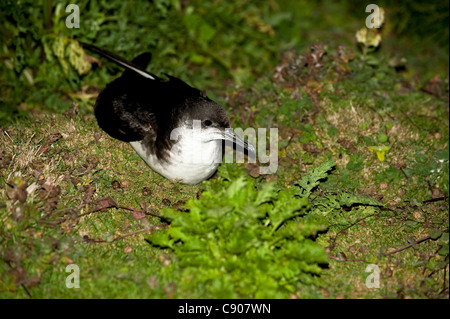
[82,184,96,205]
[172,200,187,211]
[64,103,79,118]
[26,276,41,287]
[120,179,131,188]
[94,196,118,211]
[111,180,121,189]
[246,163,261,178]
[303,143,320,155]
[142,187,152,196]
[2,248,20,264]
[6,181,28,203]
[132,210,146,220]
[0,150,12,169]
[279,156,296,168]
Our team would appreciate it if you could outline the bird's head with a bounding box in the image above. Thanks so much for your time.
[176,96,256,157]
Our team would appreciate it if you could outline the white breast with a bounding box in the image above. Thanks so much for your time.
[129,128,222,185]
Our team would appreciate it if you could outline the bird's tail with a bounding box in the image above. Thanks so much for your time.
[79,41,157,80]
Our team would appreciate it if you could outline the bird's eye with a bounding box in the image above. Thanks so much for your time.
[204,120,213,126]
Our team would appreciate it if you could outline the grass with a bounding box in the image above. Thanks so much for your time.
[0,113,202,298]
[1,1,449,299]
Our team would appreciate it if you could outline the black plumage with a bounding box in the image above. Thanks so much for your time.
[81,42,253,184]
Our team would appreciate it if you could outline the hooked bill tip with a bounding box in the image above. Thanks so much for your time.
[222,129,256,158]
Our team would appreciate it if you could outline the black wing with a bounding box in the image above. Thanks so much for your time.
[81,42,159,142]
[82,42,204,146]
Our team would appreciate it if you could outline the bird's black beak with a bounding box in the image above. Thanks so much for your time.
[222,129,257,158]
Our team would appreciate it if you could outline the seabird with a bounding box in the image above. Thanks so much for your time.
[81,42,256,185]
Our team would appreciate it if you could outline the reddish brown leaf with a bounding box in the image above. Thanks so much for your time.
[6,182,28,203]
[95,196,118,211]
[142,187,152,196]
[26,276,41,287]
[172,200,187,211]
[246,163,260,178]
[132,210,146,220]
[111,180,121,189]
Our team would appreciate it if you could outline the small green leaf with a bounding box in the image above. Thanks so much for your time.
[377,133,388,143]
[405,221,418,229]
[430,229,443,240]
[438,245,449,257]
